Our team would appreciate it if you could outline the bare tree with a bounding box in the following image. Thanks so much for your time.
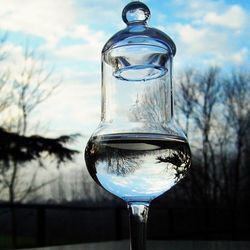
[223,71,250,205]
[191,67,221,203]
[0,38,79,247]
[0,32,8,61]
[0,45,60,204]
[174,67,226,205]
[0,70,10,114]
[12,46,57,135]
[175,69,198,137]
[0,34,11,116]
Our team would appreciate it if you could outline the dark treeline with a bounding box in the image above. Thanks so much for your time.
[171,67,250,209]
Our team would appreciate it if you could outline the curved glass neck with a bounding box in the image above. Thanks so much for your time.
[100,45,174,135]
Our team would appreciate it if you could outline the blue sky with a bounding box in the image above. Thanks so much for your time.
[0,0,249,141]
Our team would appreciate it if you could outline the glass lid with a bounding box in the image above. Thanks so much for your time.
[102,1,176,56]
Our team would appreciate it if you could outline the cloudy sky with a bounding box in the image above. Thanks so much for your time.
[0,0,249,143]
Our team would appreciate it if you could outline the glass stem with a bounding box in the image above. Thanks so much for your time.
[128,202,149,250]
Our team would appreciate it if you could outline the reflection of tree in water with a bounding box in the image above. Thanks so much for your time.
[156,146,191,182]
[105,148,142,177]
[86,139,143,178]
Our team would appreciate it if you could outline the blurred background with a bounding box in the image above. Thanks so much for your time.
[0,0,250,249]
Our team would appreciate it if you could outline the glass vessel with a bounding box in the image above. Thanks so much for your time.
[85,1,191,249]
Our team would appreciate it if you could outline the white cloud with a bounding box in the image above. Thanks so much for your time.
[70,25,105,42]
[0,0,141,63]
[0,43,23,71]
[55,43,101,62]
[0,42,59,86]
[204,5,247,29]
[171,0,224,20]
[0,0,76,47]
[54,25,107,62]
[171,22,249,70]
[171,0,248,30]
[74,0,125,27]
[174,24,228,55]
[230,47,248,64]
[166,0,249,69]
[33,80,100,136]
[0,0,131,48]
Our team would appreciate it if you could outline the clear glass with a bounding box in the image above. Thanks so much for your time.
[84,2,191,250]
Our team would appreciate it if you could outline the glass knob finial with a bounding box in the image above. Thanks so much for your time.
[122,1,150,25]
